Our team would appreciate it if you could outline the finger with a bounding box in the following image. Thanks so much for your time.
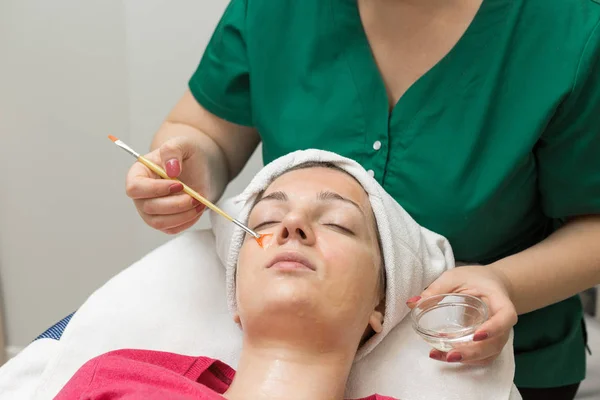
[429,349,447,362]
[137,192,202,216]
[460,354,499,366]
[140,205,205,232]
[407,270,462,308]
[408,287,461,308]
[163,214,203,235]
[127,176,183,200]
[406,295,422,308]
[445,333,509,363]
[159,137,194,178]
[420,271,462,299]
[406,293,446,310]
[126,162,183,200]
[472,301,518,342]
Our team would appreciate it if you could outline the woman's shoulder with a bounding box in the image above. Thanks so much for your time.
[240,0,340,52]
[515,0,600,65]
[523,0,600,27]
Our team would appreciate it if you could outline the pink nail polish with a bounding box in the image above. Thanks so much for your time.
[169,183,183,194]
[166,159,181,178]
[447,353,462,363]
[196,205,205,214]
[429,351,442,360]
[406,296,421,304]
[191,199,201,207]
[473,332,489,342]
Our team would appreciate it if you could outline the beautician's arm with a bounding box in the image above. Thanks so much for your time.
[490,214,600,315]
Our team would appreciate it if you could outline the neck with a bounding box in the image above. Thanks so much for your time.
[362,0,482,21]
[224,339,355,400]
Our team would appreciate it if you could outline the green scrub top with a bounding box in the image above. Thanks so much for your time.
[189,0,600,388]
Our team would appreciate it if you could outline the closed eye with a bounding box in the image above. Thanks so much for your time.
[325,224,354,235]
[253,221,280,231]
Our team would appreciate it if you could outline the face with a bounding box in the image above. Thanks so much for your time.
[235,167,384,344]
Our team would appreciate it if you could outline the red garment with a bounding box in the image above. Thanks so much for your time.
[55,349,397,400]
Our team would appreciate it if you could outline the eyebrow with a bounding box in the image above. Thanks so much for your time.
[255,190,364,215]
[317,191,365,215]
[258,191,288,203]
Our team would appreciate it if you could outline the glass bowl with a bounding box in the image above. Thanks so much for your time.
[410,294,488,352]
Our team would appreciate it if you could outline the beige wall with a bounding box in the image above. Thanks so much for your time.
[0,0,262,353]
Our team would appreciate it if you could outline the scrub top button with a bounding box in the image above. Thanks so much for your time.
[373,141,382,151]
[367,169,375,177]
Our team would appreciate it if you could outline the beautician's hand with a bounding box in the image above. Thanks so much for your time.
[407,265,518,366]
[126,136,210,234]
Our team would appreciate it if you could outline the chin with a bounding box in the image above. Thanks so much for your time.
[263,282,318,311]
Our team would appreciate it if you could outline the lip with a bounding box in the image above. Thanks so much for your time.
[267,251,316,271]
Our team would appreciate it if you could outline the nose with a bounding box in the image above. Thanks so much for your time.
[276,211,316,246]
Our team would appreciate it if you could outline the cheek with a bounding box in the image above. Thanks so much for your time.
[237,240,258,266]
[319,233,373,270]
[318,235,379,295]
[237,246,250,274]
[318,234,352,268]
[236,245,259,298]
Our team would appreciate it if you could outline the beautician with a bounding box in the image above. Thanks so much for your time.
[124,1,600,399]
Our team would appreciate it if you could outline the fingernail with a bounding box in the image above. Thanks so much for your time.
[169,183,183,194]
[166,159,181,178]
[196,205,205,214]
[191,199,201,207]
[406,296,421,304]
[473,332,489,342]
[429,350,442,360]
[447,353,463,363]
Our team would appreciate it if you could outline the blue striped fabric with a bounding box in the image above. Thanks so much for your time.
[34,312,75,341]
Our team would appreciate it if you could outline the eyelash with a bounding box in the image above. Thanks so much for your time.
[253,221,279,230]
[253,221,354,235]
[326,224,354,235]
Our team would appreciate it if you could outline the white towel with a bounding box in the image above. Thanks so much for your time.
[222,149,455,360]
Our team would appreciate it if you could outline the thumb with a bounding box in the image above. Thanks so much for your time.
[159,137,195,178]
[406,271,459,308]
[421,271,460,298]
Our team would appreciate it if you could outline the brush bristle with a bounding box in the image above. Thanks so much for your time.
[108,135,118,142]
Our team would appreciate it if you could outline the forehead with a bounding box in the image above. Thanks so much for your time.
[264,167,370,205]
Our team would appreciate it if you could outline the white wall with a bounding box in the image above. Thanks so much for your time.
[123,0,263,257]
[0,0,262,351]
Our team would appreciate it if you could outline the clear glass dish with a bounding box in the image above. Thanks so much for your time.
[410,293,489,352]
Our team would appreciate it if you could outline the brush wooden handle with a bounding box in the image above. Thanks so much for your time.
[109,135,258,236]
[137,155,234,222]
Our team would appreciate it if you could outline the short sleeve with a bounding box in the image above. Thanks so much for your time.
[536,20,600,218]
[188,0,253,126]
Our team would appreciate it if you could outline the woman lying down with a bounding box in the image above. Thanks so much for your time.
[55,151,506,399]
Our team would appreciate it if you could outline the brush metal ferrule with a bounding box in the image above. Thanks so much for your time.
[233,218,260,239]
[115,140,141,159]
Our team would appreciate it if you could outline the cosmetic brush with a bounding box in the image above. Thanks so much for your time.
[108,135,270,246]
